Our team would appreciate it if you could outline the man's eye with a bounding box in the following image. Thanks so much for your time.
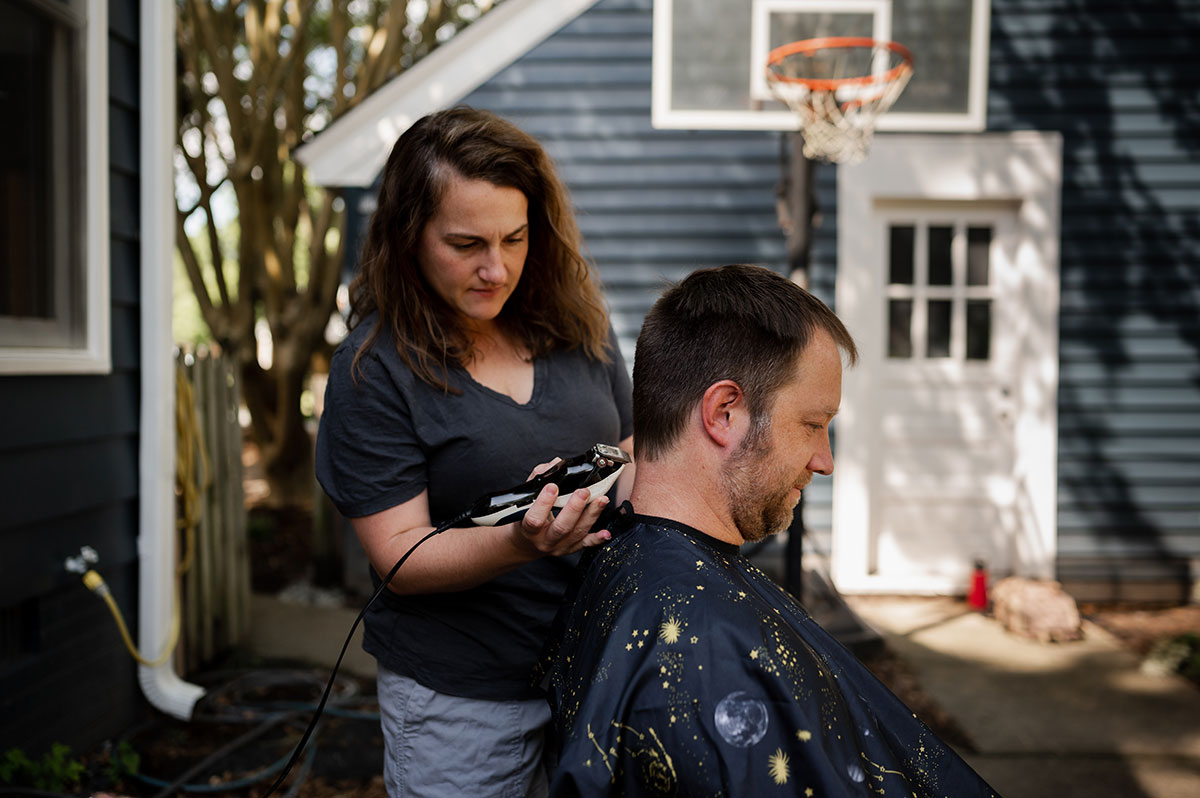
[452,241,476,250]
[506,237,525,245]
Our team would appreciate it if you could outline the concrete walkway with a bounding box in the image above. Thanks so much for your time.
[247,592,377,680]
[847,596,1200,798]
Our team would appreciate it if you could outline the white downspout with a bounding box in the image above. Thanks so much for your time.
[138,0,205,718]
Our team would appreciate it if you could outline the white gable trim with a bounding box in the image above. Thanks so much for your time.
[295,0,603,187]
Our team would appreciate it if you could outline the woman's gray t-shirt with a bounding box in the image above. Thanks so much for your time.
[316,318,633,700]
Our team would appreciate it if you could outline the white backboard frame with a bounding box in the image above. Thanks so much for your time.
[652,0,991,133]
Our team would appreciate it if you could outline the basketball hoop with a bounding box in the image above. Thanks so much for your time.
[766,37,913,165]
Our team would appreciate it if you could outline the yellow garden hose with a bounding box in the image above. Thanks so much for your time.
[83,569,181,667]
[175,364,211,576]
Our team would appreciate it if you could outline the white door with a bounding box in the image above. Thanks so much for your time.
[832,133,1062,594]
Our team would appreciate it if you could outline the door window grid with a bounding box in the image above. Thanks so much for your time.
[886,220,994,362]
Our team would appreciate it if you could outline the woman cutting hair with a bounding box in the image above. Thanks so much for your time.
[316,107,633,797]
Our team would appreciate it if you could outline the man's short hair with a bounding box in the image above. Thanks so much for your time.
[633,264,857,461]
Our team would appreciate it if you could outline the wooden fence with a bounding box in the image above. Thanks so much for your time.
[176,348,251,673]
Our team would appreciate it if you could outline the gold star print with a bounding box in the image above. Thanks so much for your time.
[749,649,759,660]
[626,643,633,651]
[659,616,682,644]
[660,666,667,674]
[637,641,644,648]
[690,636,699,644]
[805,789,814,797]
[768,749,789,785]
[797,730,812,742]
[697,585,705,591]
[662,681,670,688]
[643,629,650,636]
[738,591,747,599]
[696,560,704,568]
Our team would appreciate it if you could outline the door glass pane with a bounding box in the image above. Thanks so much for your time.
[967,226,991,286]
[888,225,914,285]
[927,299,951,358]
[966,299,991,360]
[928,226,953,286]
[888,299,912,358]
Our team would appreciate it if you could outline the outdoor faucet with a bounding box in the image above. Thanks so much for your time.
[64,545,100,574]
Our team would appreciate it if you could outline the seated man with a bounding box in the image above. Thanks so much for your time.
[545,265,996,796]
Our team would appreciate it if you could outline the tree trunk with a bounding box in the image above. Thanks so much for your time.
[237,337,316,510]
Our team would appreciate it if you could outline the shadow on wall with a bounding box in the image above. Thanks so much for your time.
[990,0,1200,568]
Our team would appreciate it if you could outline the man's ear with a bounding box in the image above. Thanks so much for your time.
[699,380,750,449]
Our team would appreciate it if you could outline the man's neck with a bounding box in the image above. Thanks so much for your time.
[627,455,745,546]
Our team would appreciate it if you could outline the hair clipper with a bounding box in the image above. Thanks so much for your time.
[468,443,631,526]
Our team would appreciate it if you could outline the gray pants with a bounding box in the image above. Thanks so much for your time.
[377,667,551,798]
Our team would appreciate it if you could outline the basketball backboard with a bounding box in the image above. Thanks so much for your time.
[652,0,990,132]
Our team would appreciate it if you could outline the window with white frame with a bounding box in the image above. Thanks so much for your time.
[0,0,108,374]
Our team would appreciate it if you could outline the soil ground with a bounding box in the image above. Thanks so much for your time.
[1081,602,1200,664]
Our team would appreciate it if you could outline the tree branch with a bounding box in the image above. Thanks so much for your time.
[305,189,342,316]
[175,210,227,342]
[365,0,410,93]
[187,0,250,172]
[332,0,350,116]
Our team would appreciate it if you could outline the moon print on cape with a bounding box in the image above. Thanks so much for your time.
[713,691,769,747]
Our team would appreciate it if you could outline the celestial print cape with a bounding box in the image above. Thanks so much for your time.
[544,506,999,797]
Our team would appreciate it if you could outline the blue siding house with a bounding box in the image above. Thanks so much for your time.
[0,1,194,753]
[296,0,1199,602]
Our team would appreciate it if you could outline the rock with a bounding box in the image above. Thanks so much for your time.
[991,577,1083,642]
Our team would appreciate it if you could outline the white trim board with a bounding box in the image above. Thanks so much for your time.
[294,0,603,187]
[831,132,1063,595]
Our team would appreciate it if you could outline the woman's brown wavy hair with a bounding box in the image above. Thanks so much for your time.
[347,106,611,391]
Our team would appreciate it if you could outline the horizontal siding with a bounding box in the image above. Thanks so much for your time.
[463,0,792,344]
[459,0,838,538]
[0,372,140,449]
[0,561,141,752]
[0,437,140,529]
[0,500,140,608]
[989,0,1200,580]
[0,0,143,753]
[346,0,1200,587]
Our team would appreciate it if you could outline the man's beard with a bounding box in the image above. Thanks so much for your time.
[721,420,807,544]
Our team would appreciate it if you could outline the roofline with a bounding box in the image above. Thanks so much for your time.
[294,0,603,187]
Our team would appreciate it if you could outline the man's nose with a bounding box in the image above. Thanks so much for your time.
[809,434,834,476]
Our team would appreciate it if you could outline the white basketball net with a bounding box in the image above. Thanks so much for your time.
[766,41,913,165]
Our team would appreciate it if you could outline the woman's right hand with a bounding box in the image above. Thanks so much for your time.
[513,458,611,556]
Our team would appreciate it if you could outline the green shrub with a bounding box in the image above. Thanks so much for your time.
[0,743,86,792]
[103,740,140,785]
